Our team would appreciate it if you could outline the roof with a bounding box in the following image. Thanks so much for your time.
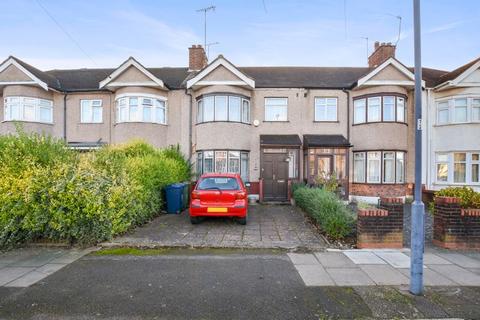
[434,57,480,86]
[260,134,302,147]
[0,55,457,91]
[303,134,351,148]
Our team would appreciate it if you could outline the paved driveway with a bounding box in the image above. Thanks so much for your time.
[105,204,326,250]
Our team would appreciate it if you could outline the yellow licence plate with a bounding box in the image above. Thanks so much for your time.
[207,207,228,213]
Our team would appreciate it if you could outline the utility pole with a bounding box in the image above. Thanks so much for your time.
[410,0,425,296]
[197,5,216,49]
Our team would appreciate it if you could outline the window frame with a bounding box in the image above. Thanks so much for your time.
[434,151,480,185]
[80,99,103,123]
[115,94,167,125]
[314,97,338,122]
[353,93,407,125]
[264,97,288,122]
[353,150,406,185]
[196,149,250,182]
[436,96,480,125]
[196,94,250,124]
[3,96,53,124]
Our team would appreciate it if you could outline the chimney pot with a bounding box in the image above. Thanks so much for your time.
[368,41,396,68]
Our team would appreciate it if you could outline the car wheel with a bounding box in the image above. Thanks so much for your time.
[237,216,247,225]
[190,217,201,224]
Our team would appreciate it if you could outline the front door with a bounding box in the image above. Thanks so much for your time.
[262,153,289,201]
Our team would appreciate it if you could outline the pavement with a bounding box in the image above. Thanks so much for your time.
[105,204,327,250]
[0,247,94,288]
[0,249,479,319]
[289,248,480,287]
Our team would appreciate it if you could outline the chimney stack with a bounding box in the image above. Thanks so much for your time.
[189,45,208,71]
[368,41,396,68]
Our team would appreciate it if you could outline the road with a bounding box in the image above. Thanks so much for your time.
[1,250,479,319]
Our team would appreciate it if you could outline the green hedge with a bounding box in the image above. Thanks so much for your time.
[0,133,191,248]
[293,187,354,240]
[434,186,480,209]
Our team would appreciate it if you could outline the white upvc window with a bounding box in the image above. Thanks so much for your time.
[353,152,366,183]
[353,98,366,124]
[196,150,250,182]
[435,151,480,185]
[472,99,480,122]
[383,96,395,122]
[453,152,467,183]
[437,101,449,125]
[367,151,381,183]
[197,94,250,124]
[314,97,337,121]
[116,95,167,124]
[472,153,479,183]
[354,151,406,184]
[436,97,480,125]
[383,151,395,183]
[265,97,288,121]
[80,99,102,123]
[4,96,53,123]
[367,97,381,122]
[453,98,468,123]
[396,152,405,183]
[396,97,406,122]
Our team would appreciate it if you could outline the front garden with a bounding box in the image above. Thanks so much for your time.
[0,131,191,249]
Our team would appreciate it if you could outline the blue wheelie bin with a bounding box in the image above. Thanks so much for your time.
[165,183,184,214]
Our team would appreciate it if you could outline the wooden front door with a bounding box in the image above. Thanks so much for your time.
[262,153,289,201]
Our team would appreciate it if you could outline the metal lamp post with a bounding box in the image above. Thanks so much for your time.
[410,0,425,295]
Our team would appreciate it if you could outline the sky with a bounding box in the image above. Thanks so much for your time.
[1,0,479,71]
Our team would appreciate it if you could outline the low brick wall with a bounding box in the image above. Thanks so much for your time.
[433,196,480,250]
[357,197,404,248]
[349,183,410,197]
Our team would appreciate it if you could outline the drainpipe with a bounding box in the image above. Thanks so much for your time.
[185,88,193,165]
[63,92,68,142]
[342,88,351,198]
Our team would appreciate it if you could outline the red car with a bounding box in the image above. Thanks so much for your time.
[189,173,248,225]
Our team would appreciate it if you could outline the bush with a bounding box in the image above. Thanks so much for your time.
[0,132,191,249]
[434,186,480,209]
[293,187,354,239]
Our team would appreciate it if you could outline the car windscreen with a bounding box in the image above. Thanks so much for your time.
[197,177,240,191]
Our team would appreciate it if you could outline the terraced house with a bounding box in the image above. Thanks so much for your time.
[0,43,479,202]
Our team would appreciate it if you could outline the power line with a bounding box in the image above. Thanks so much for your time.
[35,0,97,66]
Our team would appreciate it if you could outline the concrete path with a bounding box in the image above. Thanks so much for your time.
[105,204,326,250]
[1,250,479,319]
[289,248,480,287]
[0,247,94,287]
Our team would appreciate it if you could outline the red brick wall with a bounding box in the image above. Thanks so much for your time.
[350,183,409,197]
[357,197,404,248]
[433,196,480,250]
[246,181,259,195]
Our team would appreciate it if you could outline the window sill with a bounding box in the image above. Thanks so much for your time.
[263,120,289,123]
[196,121,251,126]
[352,121,407,126]
[115,122,167,126]
[2,120,54,125]
[352,182,406,185]
[434,122,480,127]
[313,120,339,123]
[79,122,104,124]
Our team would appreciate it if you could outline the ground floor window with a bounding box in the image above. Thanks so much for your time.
[435,151,480,185]
[353,150,406,184]
[196,150,249,182]
[305,148,347,183]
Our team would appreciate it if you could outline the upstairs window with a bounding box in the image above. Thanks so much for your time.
[4,96,53,123]
[80,100,102,123]
[265,98,288,121]
[436,97,480,125]
[314,97,337,121]
[353,95,406,124]
[197,94,250,124]
[116,96,166,124]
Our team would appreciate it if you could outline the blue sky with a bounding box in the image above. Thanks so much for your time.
[1,0,479,71]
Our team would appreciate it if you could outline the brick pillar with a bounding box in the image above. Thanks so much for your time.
[433,196,480,250]
[357,197,404,248]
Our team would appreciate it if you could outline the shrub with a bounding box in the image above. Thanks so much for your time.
[434,186,480,209]
[293,187,354,239]
[0,133,191,249]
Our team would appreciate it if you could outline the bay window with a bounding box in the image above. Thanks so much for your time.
[116,95,167,124]
[354,151,406,184]
[436,97,480,125]
[435,152,480,185]
[197,94,250,124]
[353,94,406,124]
[314,97,337,121]
[196,150,250,181]
[4,97,53,123]
[265,97,288,121]
[81,100,102,123]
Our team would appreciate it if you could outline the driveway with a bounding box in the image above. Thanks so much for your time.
[105,204,327,250]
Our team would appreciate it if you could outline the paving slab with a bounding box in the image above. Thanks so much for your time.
[294,264,335,286]
[326,267,375,286]
[422,252,453,265]
[359,264,409,285]
[343,251,386,265]
[398,268,457,286]
[4,271,49,287]
[35,263,67,275]
[428,264,480,286]
[314,252,357,268]
[436,252,480,268]
[374,251,411,268]
[287,253,319,265]
[0,267,35,286]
